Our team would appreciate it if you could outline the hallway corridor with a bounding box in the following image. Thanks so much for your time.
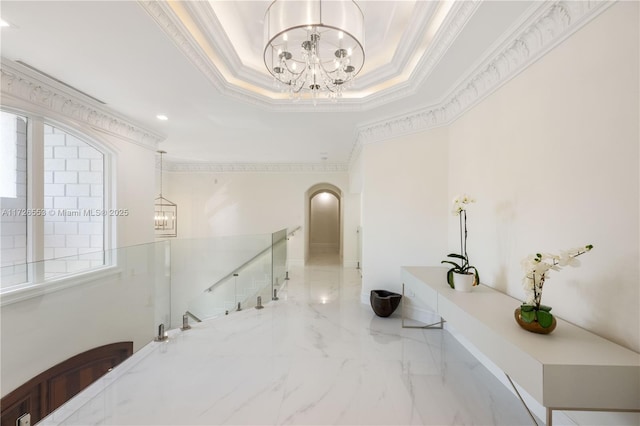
[42,259,534,425]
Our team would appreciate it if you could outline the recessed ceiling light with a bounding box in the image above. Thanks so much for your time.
[156,114,168,121]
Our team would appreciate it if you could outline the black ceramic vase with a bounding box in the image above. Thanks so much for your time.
[370,290,402,317]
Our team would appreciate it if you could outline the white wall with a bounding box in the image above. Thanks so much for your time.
[355,3,638,424]
[358,0,638,352]
[448,0,639,354]
[165,171,359,266]
[360,127,449,301]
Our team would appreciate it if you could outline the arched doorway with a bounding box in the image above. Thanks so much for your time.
[305,183,343,263]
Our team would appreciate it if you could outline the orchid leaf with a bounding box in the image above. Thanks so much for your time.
[467,266,480,285]
[520,304,535,312]
[446,253,467,260]
[446,269,455,288]
[441,260,462,270]
[446,253,466,259]
[537,310,554,328]
[520,309,536,323]
[538,305,552,312]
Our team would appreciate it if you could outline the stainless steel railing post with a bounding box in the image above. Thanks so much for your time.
[154,323,168,341]
[181,314,191,330]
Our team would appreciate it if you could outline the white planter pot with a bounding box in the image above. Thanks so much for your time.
[453,272,475,292]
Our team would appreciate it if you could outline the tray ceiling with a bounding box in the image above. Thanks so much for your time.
[0,1,608,166]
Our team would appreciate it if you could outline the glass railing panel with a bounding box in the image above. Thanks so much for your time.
[188,245,273,317]
[43,249,107,280]
[192,273,238,317]
[171,233,272,323]
[1,250,110,292]
[238,246,272,310]
[154,239,172,330]
[272,228,287,293]
[0,262,28,289]
[357,225,362,270]
[2,228,297,424]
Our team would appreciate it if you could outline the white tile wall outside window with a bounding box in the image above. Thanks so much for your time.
[43,125,105,279]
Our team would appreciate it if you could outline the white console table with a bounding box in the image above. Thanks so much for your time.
[401,266,640,425]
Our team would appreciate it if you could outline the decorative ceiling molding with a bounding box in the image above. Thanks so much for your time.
[182,1,271,91]
[0,59,164,149]
[139,0,227,96]
[349,0,614,166]
[139,0,286,110]
[165,161,349,174]
[342,0,440,90]
[138,0,481,112]
[357,0,482,109]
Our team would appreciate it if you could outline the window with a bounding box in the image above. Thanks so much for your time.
[0,111,28,286]
[0,112,110,293]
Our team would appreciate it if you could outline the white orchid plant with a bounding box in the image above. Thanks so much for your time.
[520,244,594,328]
[442,194,480,289]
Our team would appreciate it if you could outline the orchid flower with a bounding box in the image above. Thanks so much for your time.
[521,244,593,310]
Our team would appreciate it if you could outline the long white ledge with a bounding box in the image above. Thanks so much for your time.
[401,266,640,424]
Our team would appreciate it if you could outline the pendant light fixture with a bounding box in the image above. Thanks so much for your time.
[154,150,177,238]
[263,0,365,103]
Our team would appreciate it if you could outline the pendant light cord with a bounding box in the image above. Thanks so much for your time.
[158,150,165,198]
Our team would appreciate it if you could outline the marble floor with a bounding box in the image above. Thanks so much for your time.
[42,254,536,425]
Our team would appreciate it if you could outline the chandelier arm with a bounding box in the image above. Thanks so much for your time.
[285,77,306,93]
[276,73,307,93]
[292,82,306,94]
[292,69,310,92]
[280,63,306,81]
[317,61,352,81]
[323,84,337,93]
[316,62,353,91]
[318,72,338,93]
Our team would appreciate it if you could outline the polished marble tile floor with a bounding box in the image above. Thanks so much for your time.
[47,254,536,425]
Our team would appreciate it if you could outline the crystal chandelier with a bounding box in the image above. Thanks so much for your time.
[263,0,365,102]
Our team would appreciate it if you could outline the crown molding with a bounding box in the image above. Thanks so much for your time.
[349,0,614,165]
[182,1,273,92]
[354,0,482,109]
[138,0,480,112]
[139,0,290,111]
[165,161,349,173]
[138,0,227,96]
[345,0,441,90]
[0,59,164,149]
